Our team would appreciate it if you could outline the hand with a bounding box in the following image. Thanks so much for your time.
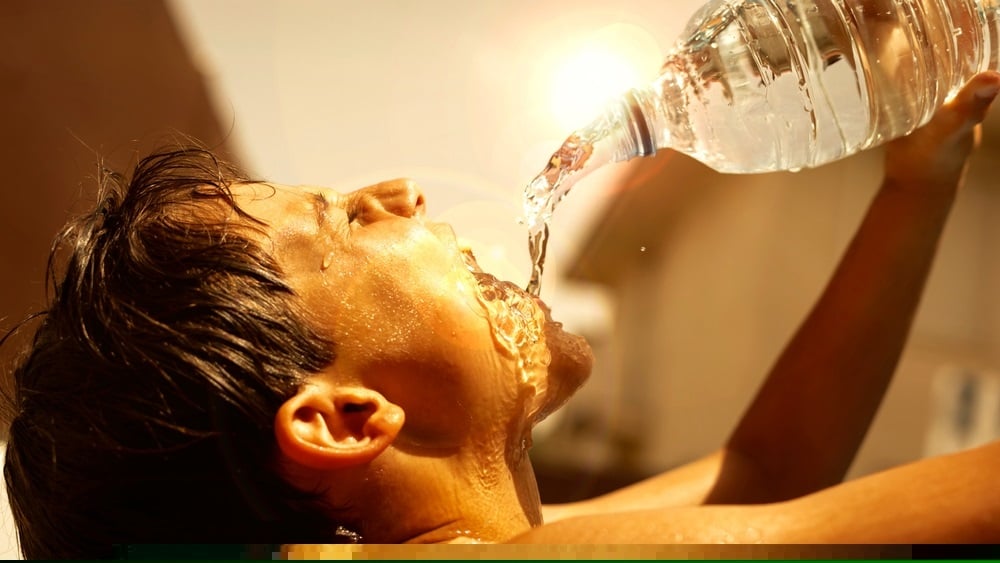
[884,71,1000,196]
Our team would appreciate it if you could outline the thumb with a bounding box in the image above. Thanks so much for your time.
[946,71,1000,129]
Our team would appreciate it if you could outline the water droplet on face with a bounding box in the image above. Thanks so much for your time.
[321,252,335,271]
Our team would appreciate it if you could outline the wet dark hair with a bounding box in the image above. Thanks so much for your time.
[1,146,351,558]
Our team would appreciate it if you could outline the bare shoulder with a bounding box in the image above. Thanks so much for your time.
[513,441,1000,543]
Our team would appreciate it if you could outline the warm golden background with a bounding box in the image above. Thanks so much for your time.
[2,1,997,557]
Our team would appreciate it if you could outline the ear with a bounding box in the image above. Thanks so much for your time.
[274,382,404,470]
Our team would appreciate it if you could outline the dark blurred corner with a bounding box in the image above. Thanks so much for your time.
[0,1,237,374]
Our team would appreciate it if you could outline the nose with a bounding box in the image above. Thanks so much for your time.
[350,178,426,225]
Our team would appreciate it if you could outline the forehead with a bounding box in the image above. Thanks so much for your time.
[228,183,339,272]
[230,182,329,230]
[233,182,307,215]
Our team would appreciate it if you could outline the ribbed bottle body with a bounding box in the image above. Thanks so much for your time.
[635,0,1000,173]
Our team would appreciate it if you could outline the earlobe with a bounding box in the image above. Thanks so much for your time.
[274,382,404,470]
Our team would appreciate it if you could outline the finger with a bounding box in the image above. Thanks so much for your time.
[945,71,1000,126]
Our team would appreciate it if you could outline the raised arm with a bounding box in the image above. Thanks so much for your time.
[543,72,1000,522]
[712,71,1000,502]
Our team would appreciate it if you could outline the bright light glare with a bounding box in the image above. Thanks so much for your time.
[549,23,661,131]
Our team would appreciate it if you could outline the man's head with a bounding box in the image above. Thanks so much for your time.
[230,179,593,541]
[232,180,591,459]
[3,146,593,555]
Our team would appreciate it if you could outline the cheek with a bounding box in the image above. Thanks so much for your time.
[327,253,499,361]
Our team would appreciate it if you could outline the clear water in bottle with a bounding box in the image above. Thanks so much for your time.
[643,0,998,173]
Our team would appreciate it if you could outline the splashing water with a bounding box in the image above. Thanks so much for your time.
[461,250,551,410]
[472,272,550,390]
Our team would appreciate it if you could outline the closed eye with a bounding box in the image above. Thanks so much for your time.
[310,192,330,227]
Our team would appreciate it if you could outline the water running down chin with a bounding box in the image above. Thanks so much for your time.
[460,249,552,418]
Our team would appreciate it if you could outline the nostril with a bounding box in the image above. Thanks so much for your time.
[412,191,426,216]
[387,179,424,218]
[354,179,427,223]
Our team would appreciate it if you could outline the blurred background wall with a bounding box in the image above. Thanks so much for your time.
[1,0,997,556]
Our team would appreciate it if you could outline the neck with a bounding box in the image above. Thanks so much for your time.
[352,445,542,544]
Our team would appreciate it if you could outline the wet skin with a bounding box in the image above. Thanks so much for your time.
[232,180,593,452]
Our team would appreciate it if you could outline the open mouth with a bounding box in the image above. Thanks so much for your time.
[459,244,559,328]
[459,246,532,302]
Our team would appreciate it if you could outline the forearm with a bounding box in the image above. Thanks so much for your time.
[713,181,956,503]
[523,440,1000,543]
[542,451,726,522]
[779,438,1000,542]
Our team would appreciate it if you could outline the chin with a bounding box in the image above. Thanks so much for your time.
[457,245,593,421]
[532,320,593,423]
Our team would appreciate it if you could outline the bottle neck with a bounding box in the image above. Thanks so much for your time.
[623,90,656,158]
[619,61,695,163]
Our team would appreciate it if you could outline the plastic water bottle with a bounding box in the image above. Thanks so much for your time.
[523,0,1000,295]
[627,0,1000,173]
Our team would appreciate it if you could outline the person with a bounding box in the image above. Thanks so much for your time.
[3,71,999,558]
